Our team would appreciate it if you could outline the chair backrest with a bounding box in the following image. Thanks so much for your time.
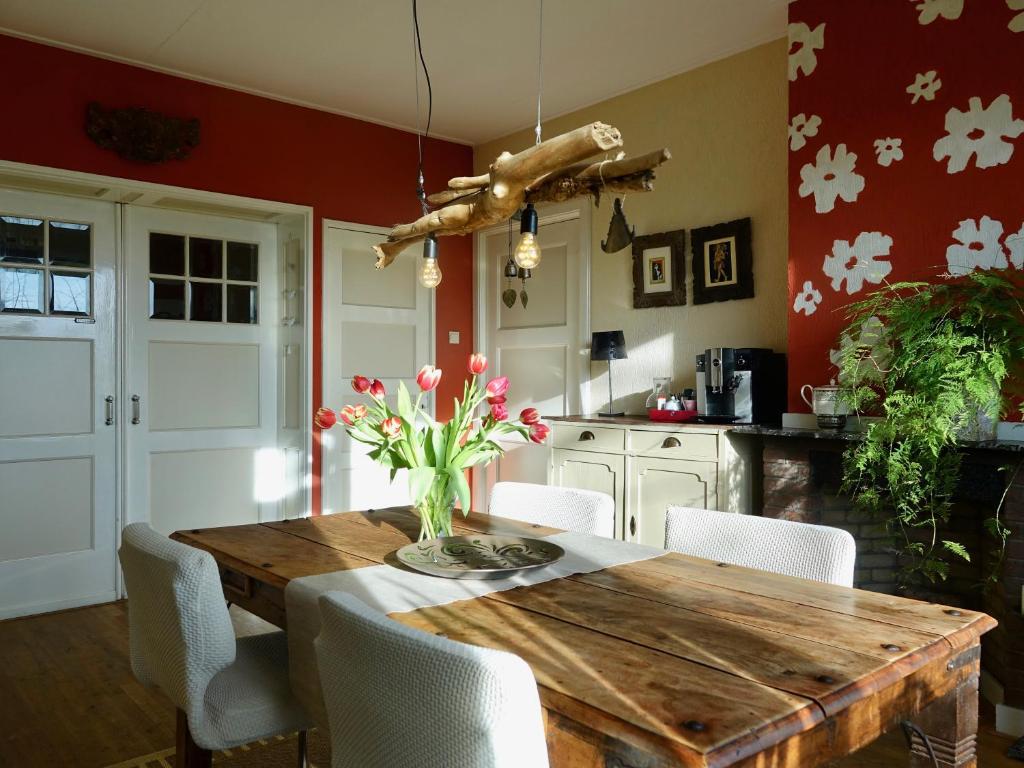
[664,507,857,587]
[315,592,550,768]
[488,481,615,538]
[118,523,236,723]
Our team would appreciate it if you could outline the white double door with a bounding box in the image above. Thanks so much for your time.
[0,190,282,618]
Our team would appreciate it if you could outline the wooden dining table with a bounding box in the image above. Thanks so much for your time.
[172,507,996,768]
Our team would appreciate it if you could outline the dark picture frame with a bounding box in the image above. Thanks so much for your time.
[631,229,686,309]
[691,217,753,304]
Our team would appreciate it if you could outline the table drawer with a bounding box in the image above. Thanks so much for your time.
[629,429,718,460]
[552,424,625,452]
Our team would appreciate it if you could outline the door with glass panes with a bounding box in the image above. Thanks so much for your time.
[124,207,279,534]
[0,189,118,619]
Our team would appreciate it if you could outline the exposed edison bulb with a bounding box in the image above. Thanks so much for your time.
[514,232,542,269]
[419,256,442,288]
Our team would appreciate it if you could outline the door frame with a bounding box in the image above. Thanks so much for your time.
[472,199,592,503]
[0,159,315,600]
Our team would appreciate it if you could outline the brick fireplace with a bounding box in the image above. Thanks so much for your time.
[739,430,1024,724]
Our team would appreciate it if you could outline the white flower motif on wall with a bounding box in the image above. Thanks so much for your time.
[912,0,965,24]
[798,144,866,214]
[1009,0,1024,32]
[906,70,942,104]
[874,138,904,166]
[1008,223,1024,268]
[823,232,894,294]
[793,280,823,316]
[933,94,1024,173]
[831,316,890,385]
[789,113,822,151]
[789,22,825,81]
[945,216,1008,275]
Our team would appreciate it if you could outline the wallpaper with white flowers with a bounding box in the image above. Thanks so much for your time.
[787,0,1024,412]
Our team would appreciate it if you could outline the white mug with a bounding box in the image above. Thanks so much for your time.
[800,383,850,417]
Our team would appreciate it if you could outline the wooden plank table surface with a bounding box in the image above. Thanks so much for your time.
[172,508,996,768]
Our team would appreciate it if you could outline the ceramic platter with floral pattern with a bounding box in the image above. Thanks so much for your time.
[396,534,565,580]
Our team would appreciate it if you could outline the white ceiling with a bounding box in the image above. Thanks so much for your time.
[0,0,786,145]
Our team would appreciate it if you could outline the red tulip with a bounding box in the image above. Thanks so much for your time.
[339,404,367,426]
[529,422,550,444]
[485,376,509,399]
[416,364,442,392]
[352,375,371,394]
[314,407,337,430]
[468,353,488,375]
[369,379,386,398]
[519,407,540,425]
[486,394,506,405]
[381,416,403,439]
[490,402,509,421]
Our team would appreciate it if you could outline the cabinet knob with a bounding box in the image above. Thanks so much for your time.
[629,516,637,537]
[662,436,681,448]
[578,430,595,441]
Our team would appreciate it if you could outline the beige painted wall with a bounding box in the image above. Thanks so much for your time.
[474,39,788,415]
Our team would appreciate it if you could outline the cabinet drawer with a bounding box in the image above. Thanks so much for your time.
[629,429,718,460]
[552,425,625,452]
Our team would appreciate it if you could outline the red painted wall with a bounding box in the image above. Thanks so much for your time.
[0,34,475,513]
[787,1,1024,411]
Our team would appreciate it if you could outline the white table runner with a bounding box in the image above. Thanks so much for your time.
[285,530,665,725]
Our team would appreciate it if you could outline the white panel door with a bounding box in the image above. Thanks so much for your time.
[125,207,279,534]
[322,223,433,514]
[480,209,586,501]
[0,189,118,618]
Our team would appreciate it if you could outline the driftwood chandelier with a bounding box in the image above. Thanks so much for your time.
[389,1,671,285]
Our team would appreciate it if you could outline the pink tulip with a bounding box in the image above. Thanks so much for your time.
[490,402,509,421]
[381,416,403,439]
[468,353,488,375]
[529,422,550,444]
[486,394,506,406]
[314,407,337,430]
[519,407,540,425]
[369,379,386,398]
[352,375,371,394]
[485,376,509,399]
[416,364,442,392]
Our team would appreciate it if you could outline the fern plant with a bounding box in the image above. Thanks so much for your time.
[836,272,1024,586]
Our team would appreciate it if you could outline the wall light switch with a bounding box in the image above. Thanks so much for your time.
[448,331,460,345]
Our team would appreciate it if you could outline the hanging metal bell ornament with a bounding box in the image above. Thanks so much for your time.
[601,197,635,253]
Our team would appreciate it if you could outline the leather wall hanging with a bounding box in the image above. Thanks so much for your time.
[85,101,200,164]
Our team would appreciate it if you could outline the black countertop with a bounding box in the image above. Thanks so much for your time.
[731,424,1024,453]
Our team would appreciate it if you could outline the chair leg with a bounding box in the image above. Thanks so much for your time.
[297,730,308,768]
[175,709,212,768]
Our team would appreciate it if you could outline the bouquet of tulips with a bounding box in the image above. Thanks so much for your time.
[315,352,549,540]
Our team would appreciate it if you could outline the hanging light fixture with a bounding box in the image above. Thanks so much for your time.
[411,0,440,289]
[513,0,545,271]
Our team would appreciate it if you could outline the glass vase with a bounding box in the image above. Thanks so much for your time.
[415,476,457,542]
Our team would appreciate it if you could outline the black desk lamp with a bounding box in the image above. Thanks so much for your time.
[591,330,627,417]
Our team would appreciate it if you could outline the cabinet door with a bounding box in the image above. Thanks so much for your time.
[629,457,718,547]
[550,449,625,538]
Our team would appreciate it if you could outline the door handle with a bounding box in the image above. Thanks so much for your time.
[629,516,637,537]
[662,436,681,448]
[104,396,115,426]
[131,395,141,425]
[578,430,595,441]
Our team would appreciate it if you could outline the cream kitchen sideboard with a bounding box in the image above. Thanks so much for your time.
[546,416,755,547]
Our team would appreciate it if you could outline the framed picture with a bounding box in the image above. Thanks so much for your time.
[631,229,685,308]
[691,217,753,304]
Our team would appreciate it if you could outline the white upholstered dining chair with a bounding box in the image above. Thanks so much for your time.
[664,506,857,587]
[488,481,615,538]
[118,523,310,762]
[315,591,550,768]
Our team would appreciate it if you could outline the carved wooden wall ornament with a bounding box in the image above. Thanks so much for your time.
[85,102,200,164]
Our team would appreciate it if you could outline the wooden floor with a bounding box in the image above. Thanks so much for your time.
[0,600,1018,767]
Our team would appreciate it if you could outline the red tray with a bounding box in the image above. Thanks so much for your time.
[647,408,698,422]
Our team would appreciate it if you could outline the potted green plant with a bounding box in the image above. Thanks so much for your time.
[836,272,1024,586]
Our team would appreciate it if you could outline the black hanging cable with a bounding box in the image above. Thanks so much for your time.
[412,0,433,217]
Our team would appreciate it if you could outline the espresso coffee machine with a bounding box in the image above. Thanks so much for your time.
[695,347,786,424]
